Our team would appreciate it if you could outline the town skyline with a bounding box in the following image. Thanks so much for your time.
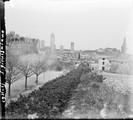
[37,33,128,52]
[5,0,133,54]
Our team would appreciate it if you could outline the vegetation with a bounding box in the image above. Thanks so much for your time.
[17,61,33,90]
[5,67,84,119]
[6,52,22,97]
[31,61,47,85]
[48,59,75,71]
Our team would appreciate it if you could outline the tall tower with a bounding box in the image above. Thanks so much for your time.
[121,37,127,54]
[71,42,74,52]
[50,33,55,53]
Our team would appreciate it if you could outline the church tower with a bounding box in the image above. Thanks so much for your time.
[121,37,127,54]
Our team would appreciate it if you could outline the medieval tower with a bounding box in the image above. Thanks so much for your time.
[70,42,74,53]
[50,33,55,53]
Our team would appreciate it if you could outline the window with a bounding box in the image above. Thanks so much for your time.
[102,66,105,71]
[102,58,105,60]
[103,62,105,65]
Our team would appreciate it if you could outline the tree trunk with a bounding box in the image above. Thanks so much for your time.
[35,75,38,85]
[8,82,11,98]
[25,76,28,90]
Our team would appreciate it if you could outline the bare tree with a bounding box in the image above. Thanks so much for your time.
[41,61,47,77]
[17,62,33,90]
[6,31,17,44]
[6,54,22,97]
[31,61,47,85]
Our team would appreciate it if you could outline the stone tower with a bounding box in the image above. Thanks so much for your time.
[71,42,74,53]
[50,33,55,53]
[121,37,127,54]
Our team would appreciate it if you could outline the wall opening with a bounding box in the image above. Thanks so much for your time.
[102,66,105,71]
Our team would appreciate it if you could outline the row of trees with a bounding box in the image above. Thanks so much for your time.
[6,53,47,98]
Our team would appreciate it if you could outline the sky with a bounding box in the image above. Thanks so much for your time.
[5,0,133,54]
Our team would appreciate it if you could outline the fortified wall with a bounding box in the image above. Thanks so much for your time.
[6,37,38,56]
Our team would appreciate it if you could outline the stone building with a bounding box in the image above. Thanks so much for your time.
[70,42,74,53]
[98,57,111,71]
[6,37,38,56]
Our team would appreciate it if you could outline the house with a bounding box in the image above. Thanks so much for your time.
[98,56,111,71]
[90,62,99,71]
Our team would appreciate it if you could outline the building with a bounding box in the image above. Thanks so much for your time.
[6,37,38,56]
[40,40,45,49]
[97,48,105,52]
[70,42,74,53]
[50,33,55,53]
[90,62,99,71]
[98,57,111,71]
[60,45,63,52]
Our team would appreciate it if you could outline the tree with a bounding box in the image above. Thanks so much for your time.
[31,61,47,85]
[41,61,47,75]
[6,53,22,97]
[6,31,16,44]
[56,60,63,71]
[18,61,33,90]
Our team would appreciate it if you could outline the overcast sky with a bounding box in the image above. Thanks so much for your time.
[5,0,133,54]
